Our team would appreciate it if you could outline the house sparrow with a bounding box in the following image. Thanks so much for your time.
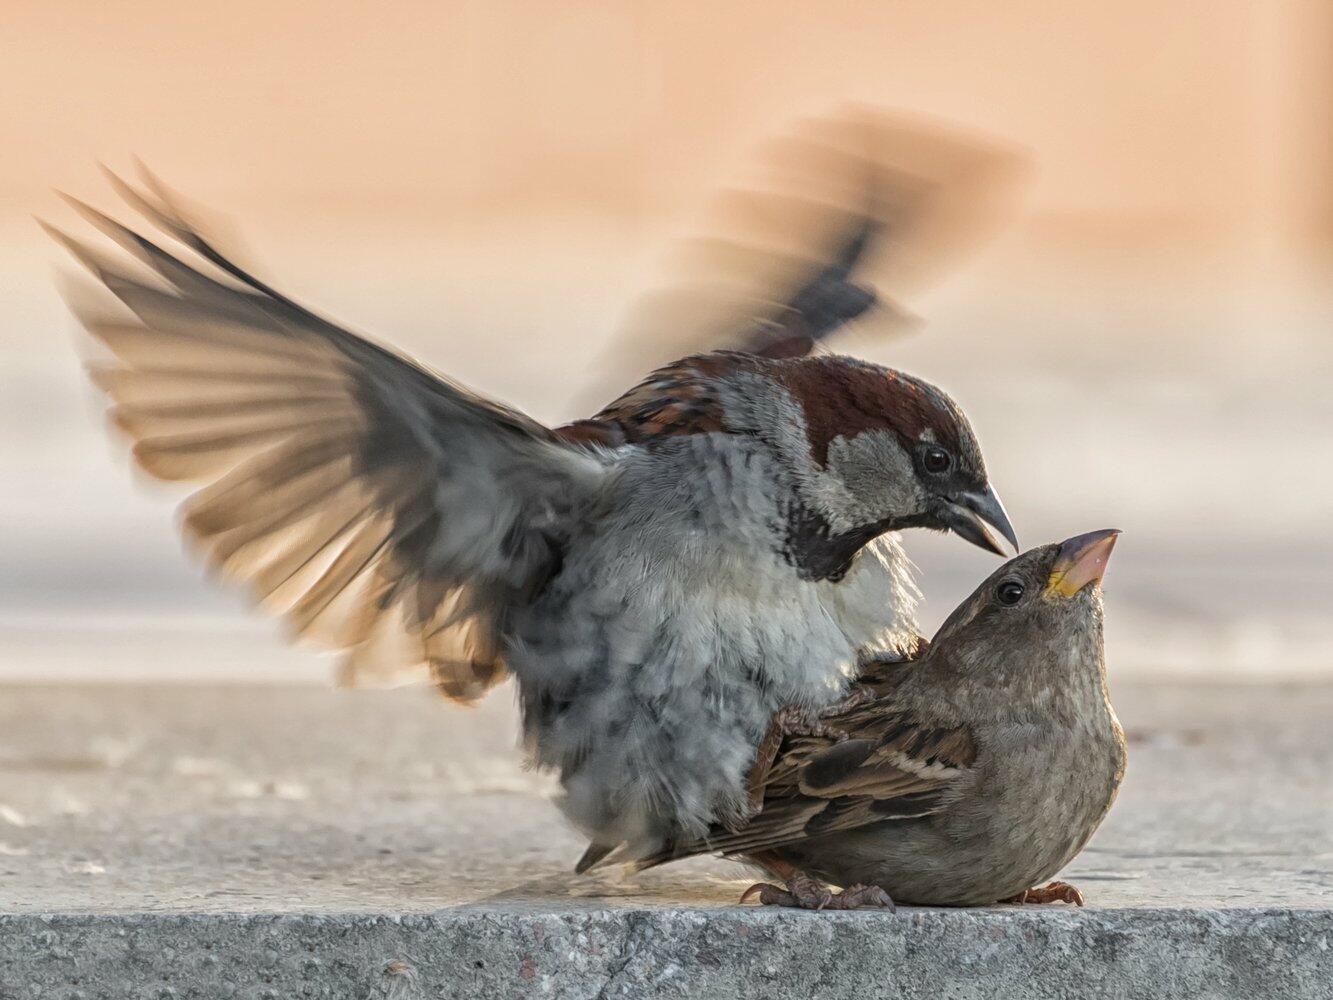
[634,529,1125,907]
[44,160,1016,864]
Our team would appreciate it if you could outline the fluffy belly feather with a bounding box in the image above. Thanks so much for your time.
[507,538,912,855]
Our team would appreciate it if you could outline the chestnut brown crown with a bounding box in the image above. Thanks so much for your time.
[559,351,1017,562]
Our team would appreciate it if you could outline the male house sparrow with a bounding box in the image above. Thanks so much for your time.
[45,130,1016,863]
[635,529,1125,907]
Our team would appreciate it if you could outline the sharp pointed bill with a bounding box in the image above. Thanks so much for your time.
[1044,529,1120,598]
[938,484,1019,556]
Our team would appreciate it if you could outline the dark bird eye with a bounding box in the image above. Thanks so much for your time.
[922,447,952,475]
[996,580,1025,606]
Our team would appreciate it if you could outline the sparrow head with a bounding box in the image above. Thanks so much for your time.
[927,529,1120,693]
[563,350,1016,575]
[762,355,1017,556]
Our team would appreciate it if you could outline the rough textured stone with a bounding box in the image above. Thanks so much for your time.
[3,908,1332,1000]
[1,681,1330,998]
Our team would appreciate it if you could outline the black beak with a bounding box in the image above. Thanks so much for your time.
[938,485,1019,556]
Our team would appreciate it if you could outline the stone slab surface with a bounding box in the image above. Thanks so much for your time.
[0,681,1330,998]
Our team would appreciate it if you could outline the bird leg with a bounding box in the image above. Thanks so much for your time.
[744,707,834,816]
[743,695,868,816]
[738,852,895,911]
[821,683,877,715]
[740,872,833,909]
[1001,881,1084,906]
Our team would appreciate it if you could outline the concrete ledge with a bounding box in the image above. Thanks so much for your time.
[5,907,1332,1000]
[1,682,1331,998]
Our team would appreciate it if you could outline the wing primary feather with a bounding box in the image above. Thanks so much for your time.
[53,168,604,697]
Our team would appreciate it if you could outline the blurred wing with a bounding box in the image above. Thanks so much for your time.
[638,707,975,866]
[577,106,1026,411]
[47,169,607,699]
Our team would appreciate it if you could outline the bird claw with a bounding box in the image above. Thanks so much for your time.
[1001,880,1084,906]
[819,684,877,720]
[834,883,897,910]
[773,705,842,742]
[740,876,895,911]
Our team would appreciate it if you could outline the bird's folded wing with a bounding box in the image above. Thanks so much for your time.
[46,169,607,699]
[639,708,975,865]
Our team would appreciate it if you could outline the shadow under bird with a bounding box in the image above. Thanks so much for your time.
[632,529,1125,909]
[44,119,1019,864]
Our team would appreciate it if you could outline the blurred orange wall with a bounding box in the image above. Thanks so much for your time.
[1,0,1329,247]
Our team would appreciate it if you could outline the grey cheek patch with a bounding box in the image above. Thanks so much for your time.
[823,430,923,527]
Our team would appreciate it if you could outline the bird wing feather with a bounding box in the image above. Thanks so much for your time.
[47,168,607,699]
[636,705,975,867]
[573,106,1025,414]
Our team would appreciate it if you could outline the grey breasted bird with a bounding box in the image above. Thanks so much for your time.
[44,153,1016,864]
[637,529,1125,907]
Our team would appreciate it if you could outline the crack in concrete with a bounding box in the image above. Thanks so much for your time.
[591,910,649,1000]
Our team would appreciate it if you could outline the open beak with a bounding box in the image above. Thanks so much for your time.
[939,485,1019,557]
[1045,529,1120,598]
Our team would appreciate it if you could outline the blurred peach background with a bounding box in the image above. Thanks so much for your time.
[2,1,1331,682]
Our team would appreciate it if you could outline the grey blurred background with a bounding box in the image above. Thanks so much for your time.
[2,0,1331,683]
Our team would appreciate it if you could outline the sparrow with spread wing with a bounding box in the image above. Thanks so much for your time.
[45,113,1019,863]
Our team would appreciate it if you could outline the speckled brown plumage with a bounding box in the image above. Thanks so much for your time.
[555,352,759,449]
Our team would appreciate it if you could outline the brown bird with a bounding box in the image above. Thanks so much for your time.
[633,529,1126,909]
